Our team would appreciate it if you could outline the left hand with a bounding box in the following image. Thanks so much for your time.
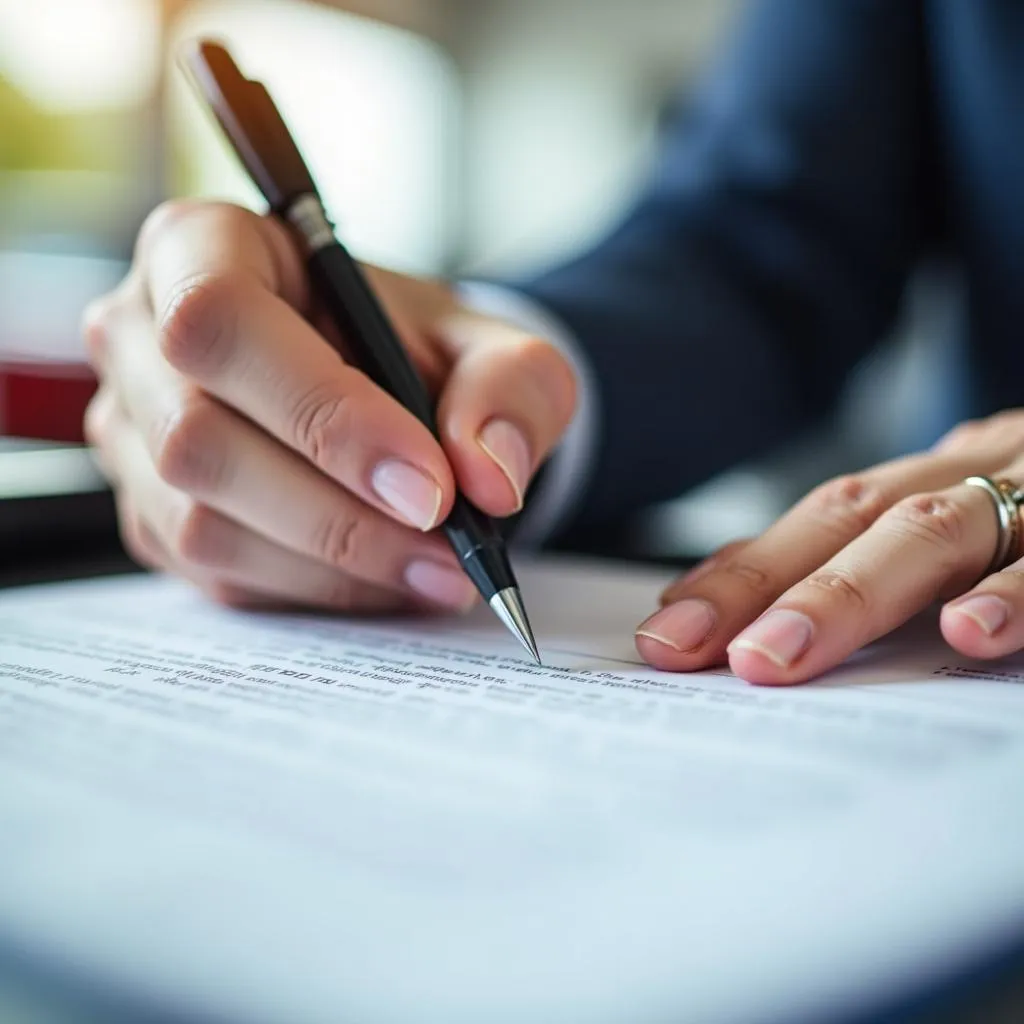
[635,411,1024,684]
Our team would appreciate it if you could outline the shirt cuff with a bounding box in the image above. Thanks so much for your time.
[457,282,600,547]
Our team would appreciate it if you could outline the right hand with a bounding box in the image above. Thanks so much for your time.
[82,200,577,614]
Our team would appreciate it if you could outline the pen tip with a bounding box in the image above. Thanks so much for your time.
[489,587,541,666]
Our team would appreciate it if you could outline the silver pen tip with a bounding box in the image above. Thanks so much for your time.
[489,587,542,665]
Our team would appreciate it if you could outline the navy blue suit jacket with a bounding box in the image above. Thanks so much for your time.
[521,0,1024,536]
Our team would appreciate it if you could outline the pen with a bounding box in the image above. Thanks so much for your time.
[181,40,541,664]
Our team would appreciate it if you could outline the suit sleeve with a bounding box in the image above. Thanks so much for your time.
[517,0,932,537]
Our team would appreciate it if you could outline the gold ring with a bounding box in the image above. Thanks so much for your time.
[964,475,1024,574]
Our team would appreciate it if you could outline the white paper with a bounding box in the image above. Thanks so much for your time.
[2,557,1024,1024]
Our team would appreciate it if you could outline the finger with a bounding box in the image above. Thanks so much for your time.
[932,411,1024,464]
[92,396,173,573]
[725,481,1000,685]
[136,200,308,311]
[83,269,152,391]
[115,496,169,573]
[434,313,577,517]
[101,302,476,610]
[114,481,368,615]
[657,539,754,606]
[140,203,455,531]
[635,450,1010,672]
[82,291,119,375]
[941,560,1024,660]
[83,385,121,484]
[119,503,347,614]
[102,404,424,615]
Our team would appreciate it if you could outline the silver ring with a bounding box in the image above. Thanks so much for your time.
[964,475,1024,574]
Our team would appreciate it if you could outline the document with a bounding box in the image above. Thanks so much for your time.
[2,557,1024,1024]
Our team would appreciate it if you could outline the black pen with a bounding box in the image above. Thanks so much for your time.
[181,40,540,664]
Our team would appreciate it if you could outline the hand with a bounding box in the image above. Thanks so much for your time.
[83,200,576,613]
[636,412,1024,683]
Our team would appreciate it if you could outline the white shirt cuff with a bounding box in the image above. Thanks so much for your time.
[457,282,600,547]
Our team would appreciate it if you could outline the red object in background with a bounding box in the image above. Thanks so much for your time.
[0,362,97,443]
[0,250,124,445]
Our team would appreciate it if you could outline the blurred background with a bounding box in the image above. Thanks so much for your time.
[0,0,966,560]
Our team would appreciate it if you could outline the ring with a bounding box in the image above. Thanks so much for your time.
[964,475,1024,574]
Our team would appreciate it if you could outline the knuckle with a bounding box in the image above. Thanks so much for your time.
[81,284,138,369]
[81,295,116,366]
[660,538,755,603]
[139,201,259,263]
[519,335,578,413]
[935,419,982,452]
[83,390,114,449]
[802,567,870,611]
[715,537,754,559]
[137,199,200,256]
[987,408,1023,429]
[936,411,1024,457]
[720,558,774,597]
[990,409,1024,453]
[82,320,109,371]
[290,385,354,465]
[804,474,890,536]
[81,292,115,329]
[173,502,230,567]
[514,334,561,368]
[158,272,245,376]
[885,492,968,549]
[154,392,226,494]
[310,512,365,569]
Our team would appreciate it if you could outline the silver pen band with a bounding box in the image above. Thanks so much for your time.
[286,193,335,253]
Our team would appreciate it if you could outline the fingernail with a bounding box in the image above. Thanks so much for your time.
[635,598,716,652]
[478,419,531,512]
[372,460,442,531]
[729,609,813,668]
[950,594,1010,636]
[405,560,477,610]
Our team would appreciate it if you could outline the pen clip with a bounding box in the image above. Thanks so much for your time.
[179,39,319,213]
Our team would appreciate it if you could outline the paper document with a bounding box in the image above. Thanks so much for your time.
[2,558,1024,1024]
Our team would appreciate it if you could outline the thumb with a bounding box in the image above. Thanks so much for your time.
[435,312,578,518]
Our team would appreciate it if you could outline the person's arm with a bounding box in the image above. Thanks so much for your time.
[517,0,934,536]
